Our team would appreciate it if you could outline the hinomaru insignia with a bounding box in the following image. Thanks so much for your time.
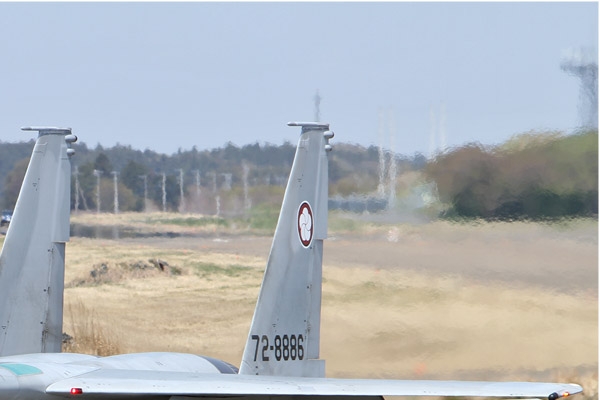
[297,201,313,248]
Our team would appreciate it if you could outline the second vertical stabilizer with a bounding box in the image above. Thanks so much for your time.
[239,122,333,377]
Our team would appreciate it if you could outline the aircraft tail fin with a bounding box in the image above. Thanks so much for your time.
[239,122,333,377]
[0,127,77,356]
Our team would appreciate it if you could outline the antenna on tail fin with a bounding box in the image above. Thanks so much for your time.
[0,127,77,356]
[239,122,333,377]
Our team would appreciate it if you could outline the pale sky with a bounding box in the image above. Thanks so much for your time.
[0,2,597,156]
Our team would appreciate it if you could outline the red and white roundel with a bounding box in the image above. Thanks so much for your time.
[297,201,313,248]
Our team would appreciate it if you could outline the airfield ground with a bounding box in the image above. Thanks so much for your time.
[58,213,597,397]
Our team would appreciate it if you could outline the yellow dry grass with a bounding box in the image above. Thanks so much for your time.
[60,215,597,398]
[62,301,122,356]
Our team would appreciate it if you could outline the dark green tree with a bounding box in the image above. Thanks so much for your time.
[121,161,149,196]
[94,153,113,175]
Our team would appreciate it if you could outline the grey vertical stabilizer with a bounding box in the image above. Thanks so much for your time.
[239,122,333,377]
[0,127,77,356]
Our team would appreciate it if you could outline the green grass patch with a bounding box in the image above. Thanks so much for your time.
[146,216,228,227]
[191,262,251,278]
[244,205,280,232]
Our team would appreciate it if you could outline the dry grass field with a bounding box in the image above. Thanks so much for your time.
[58,212,597,398]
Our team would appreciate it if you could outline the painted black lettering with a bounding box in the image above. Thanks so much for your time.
[282,334,290,360]
[261,335,270,361]
[251,334,260,362]
[274,335,282,361]
[290,334,297,360]
[298,334,304,360]
[252,334,306,362]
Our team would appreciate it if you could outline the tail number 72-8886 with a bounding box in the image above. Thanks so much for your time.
[251,334,304,362]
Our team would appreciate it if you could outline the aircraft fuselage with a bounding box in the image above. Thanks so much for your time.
[0,352,237,400]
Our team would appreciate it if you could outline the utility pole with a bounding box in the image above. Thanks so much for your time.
[561,47,598,129]
[242,162,251,211]
[112,171,119,214]
[207,171,218,216]
[221,173,232,191]
[162,173,167,212]
[178,169,185,212]
[377,109,386,198]
[208,171,217,193]
[93,170,102,213]
[194,169,201,197]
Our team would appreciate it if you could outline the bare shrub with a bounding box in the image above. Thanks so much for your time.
[67,259,181,287]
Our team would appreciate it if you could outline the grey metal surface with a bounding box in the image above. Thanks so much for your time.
[239,123,332,377]
[45,370,582,398]
[0,127,76,356]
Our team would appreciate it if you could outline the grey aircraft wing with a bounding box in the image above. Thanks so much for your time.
[45,369,581,399]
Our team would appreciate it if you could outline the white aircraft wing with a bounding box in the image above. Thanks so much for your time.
[46,369,582,399]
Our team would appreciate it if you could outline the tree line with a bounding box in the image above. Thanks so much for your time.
[0,140,422,216]
[0,130,596,220]
[425,129,598,219]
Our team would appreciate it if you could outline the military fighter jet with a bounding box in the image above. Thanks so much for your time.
[0,124,582,400]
